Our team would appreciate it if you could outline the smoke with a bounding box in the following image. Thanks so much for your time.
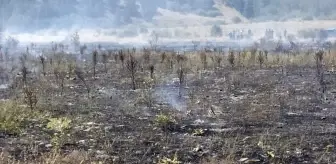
[0,0,218,32]
[154,79,187,112]
[0,0,334,49]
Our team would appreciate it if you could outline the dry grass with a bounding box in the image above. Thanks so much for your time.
[0,150,102,164]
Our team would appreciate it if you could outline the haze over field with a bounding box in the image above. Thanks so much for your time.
[0,0,336,44]
[2,1,336,164]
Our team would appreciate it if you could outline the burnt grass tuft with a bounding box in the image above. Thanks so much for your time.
[1,47,336,163]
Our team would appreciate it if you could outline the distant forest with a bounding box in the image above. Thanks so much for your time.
[226,0,336,21]
[0,0,335,32]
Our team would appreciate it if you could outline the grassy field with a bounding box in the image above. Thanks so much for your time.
[1,44,336,163]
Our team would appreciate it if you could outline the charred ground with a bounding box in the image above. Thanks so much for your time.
[1,44,336,164]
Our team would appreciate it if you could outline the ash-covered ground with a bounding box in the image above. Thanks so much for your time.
[1,44,336,163]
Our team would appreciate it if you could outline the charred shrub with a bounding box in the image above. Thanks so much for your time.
[126,54,138,90]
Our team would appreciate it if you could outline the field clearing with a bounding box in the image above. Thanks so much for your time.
[1,46,336,163]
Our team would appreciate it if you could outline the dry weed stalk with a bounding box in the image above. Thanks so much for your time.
[163,53,173,71]
[242,50,247,60]
[118,50,125,67]
[21,65,28,86]
[101,52,108,73]
[39,55,46,76]
[59,43,64,52]
[200,51,207,69]
[258,50,264,68]
[80,45,87,56]
[141,48,150,72]
[92,50,98,78]
[176,53,186,65]
[169,52,176,70]
[315,50,324,76]
[215,55,222,68]
[75,67,90,98]
[315,50,326,101]
[264,50,268,62]
[107,49,115,64]
[177,67,185,97]
[275,54,280,66]
[67,62,74,78]
[228,51,235,68]
[49,57,53,67]
[51,43,57,55]
[149,65,155,79]
[143,48,150,62]
[23,86,38,110]
[160,52,166,63]
[210,53,215,65]
[54,54,62,67]
[113,51,118,62]
[107,49,113,57]
[250,48,257,65]
[54,66,67,96]
[169,56,174,70]
[126,54,138,90]
[19,53,28,65]
[236,51,241,67]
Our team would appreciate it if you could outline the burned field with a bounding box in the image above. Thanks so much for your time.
[1,46,336,164]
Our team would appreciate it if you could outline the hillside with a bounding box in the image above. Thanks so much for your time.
[1,0,336,45]
[226,0,336,21]
[1,0,335,32]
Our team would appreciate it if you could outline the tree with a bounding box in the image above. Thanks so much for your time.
[210,25,223,37]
